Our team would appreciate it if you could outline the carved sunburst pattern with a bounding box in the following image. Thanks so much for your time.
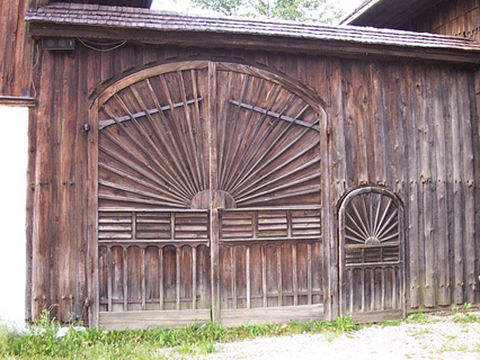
[344,191,400,247]
[97,63,322,210]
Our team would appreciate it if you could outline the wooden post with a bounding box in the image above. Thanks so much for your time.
[87,100,99,327]
[31,51,53,320]
[319,106,337,320]
[208,61,221,323]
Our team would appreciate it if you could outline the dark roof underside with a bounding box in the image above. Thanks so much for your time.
[25,3,480,64]
[341,0,443,27]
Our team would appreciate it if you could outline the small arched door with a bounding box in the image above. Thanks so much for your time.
[338,187,405,322]
[95,61,327,329]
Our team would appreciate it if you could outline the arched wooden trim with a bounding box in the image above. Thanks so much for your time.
[92,60,327,112]
[337,186,406,321]
[338,186,404,212]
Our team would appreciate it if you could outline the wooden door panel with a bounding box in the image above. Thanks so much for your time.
[97,210,211,328]
[339,187,405,322]
[218,208,323,325]
[98,66,210,210]
[215,68,321,208]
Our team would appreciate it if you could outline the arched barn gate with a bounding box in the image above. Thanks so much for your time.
[93,61,328,329]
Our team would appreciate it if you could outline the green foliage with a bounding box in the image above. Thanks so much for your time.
[190,0,243,16]
[189,0,344,23]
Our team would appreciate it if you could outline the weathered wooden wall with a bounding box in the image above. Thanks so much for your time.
[401,0,480,42]
[398,0,480,206]
[26,42,480,323]
[0,0,35,99]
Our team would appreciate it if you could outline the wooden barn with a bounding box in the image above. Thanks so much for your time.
[0,0,480,329]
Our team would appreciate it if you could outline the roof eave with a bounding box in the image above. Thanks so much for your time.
[339,0,379,26]
[26,20,480,65]
[340,0,444,28]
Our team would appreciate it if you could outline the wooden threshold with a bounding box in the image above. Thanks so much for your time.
[220,304,325,327]
[350,309,404,323]
[99,309,210,330]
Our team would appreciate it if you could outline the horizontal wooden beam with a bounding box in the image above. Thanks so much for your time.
[99,97,202,130]
[0,96,36,107]
[28,24,480,65]
[99,309,210,330]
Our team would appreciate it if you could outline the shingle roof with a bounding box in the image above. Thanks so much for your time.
[25,2,480,52]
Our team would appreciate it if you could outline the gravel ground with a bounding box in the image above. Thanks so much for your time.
[195,313,480,360]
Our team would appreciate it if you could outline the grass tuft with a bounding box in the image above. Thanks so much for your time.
[452,312,479,323]
[406,312,427,323]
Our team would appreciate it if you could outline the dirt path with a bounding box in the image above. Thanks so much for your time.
[201,314,480,360]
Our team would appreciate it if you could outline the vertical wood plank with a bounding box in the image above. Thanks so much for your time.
[123,247,128,311]
[392,266,397,309]
[208,61,221,322]
[361,268,365,312]
[435,68,450,306]
[421,68,436,308]
[107,247,112,311]
[458,71,476,304]
[292,244,298,306]
[277,246,283,306]
[348,269,353,314]
[262,246,267,308]
[307,243,312,305]
[246,246,251,309]
[31,51,54,320]
[192,246,197,310]
[381,269,385,310]
[141,247,146,310]
[452,69,465,305]
[170,212,175,240]
[159,247,164,310]
[324,59,340,320]
[231,246,237,309]
[287,211,292,238]
[176,247,181,310]
[407,66,421,308]
[25,101,37,322]
[87,98,99,326]
[370,268,375,311]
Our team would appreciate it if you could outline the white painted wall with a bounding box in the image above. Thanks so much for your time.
[0,106,28,330]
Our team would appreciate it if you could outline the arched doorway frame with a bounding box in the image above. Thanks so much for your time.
[86,59,330,328]
[338,186,406,322]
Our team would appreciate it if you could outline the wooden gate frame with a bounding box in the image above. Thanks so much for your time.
[337,186,406,321]
[85,59,330,327]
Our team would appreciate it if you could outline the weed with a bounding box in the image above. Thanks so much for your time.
[438,342,469,353]
[376,319,403,327]
[452,312,478,323]
[406,312,426,323]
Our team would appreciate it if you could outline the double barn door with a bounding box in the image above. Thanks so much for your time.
[95,61,325,329]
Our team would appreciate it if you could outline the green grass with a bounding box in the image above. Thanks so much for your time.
[3,309,478,359]
[0,311,358,360]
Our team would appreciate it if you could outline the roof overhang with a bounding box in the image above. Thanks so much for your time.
[26,3,480,65]
[340,0,443,28]
[48,0,152,8]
